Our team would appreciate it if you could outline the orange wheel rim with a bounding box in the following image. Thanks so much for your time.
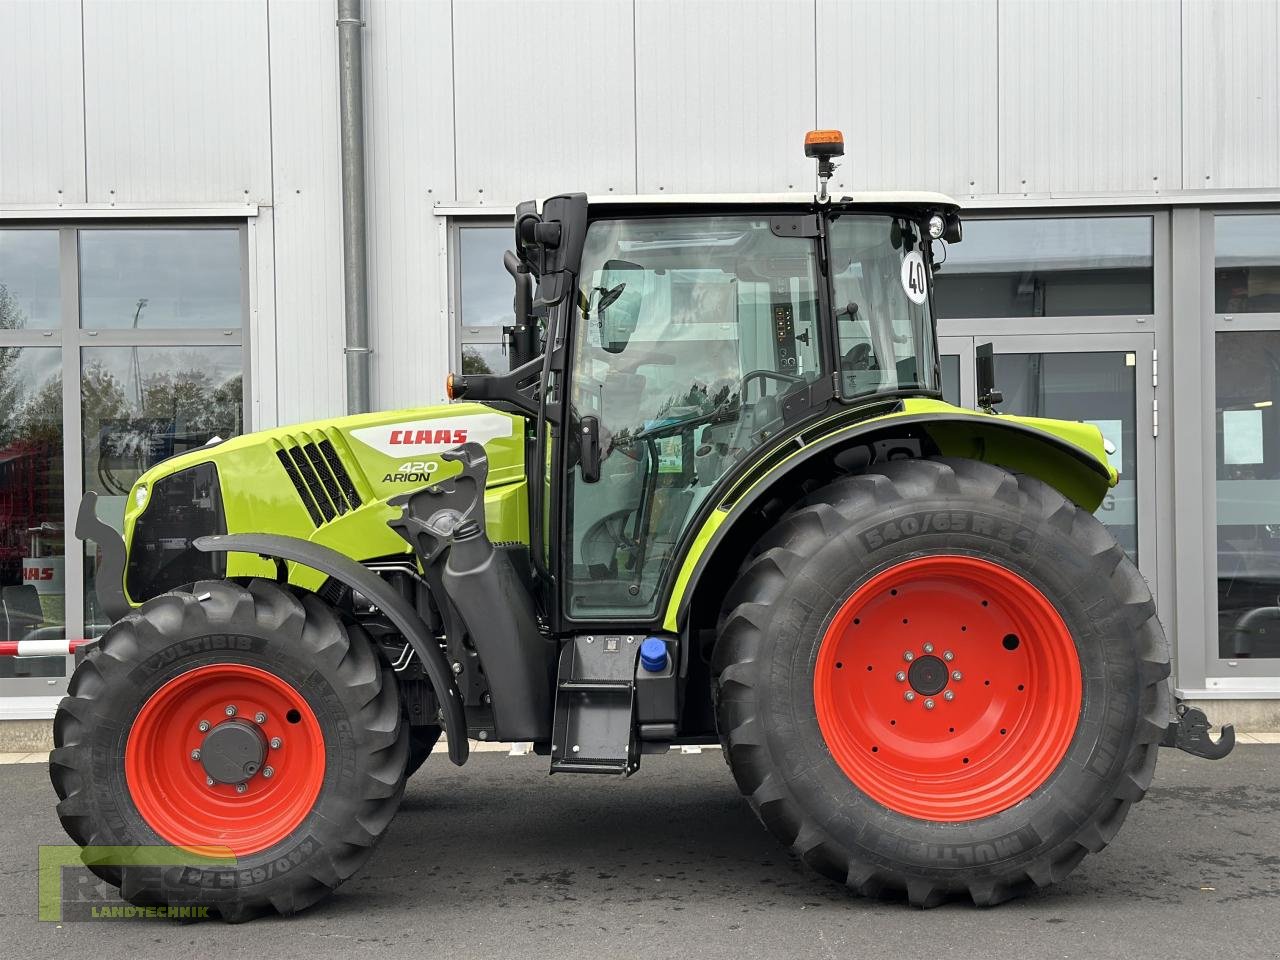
[813,555,1082,822]
[125,663,326,855]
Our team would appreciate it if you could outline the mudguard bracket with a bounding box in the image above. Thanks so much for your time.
[194,532,470,765]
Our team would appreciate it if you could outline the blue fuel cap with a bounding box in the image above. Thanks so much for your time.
[640,637,668,673]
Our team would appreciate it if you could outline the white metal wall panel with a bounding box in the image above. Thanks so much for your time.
[266,0,347,423]
[999,0,1181,196]
[1182,0,1280,189]
[816,1,997,198]
[364,0,457,410]
[634,0,816,194]
[81,0,272,204]
[0,0,86,204]
[453,0,636,203]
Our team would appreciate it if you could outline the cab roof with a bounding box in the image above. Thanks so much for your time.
[582,190,961,211]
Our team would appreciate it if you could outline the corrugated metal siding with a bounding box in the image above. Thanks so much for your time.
[81,0,272,204]
[0,0,86,204]
[634,0,816,194]
[999,0,1181,196]
[266,0,346,423]
[1182,0,1280,190]
[364,0,457,411]
[452,0,636,202]
[817,0,998,198]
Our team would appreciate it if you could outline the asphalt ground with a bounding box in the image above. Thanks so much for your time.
[2,745,1278,960]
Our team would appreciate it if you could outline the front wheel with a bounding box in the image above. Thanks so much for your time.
[713,457,1170,907]
[50,579,409,921]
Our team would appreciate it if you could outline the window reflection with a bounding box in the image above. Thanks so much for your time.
[462,343,506,375]
[935,217,1153,319]
[82,346,243,633]
[0,231,60,330]
[458,227,512,331]
[80,229,242,329]
[1216,331,1280,658]
[0,347,65,678]
[994,351,1137,564]
[1215,215,1280,314]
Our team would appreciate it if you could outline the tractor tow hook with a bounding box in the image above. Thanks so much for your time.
[1161,703,1236,760]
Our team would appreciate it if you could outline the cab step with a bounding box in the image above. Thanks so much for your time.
[550,635,641,776]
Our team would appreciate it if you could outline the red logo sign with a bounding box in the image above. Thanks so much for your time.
[388,428,469,446]
[24,567,55,582]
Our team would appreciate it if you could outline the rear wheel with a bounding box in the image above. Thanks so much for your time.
[50,579,409,921]
[713,457,1170,907]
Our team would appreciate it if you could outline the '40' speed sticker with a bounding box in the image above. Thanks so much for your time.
[900,250,928,305]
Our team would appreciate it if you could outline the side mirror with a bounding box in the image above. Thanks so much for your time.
[976,342,1004,412]
[943,212,963,244]
[503,250,536,370]
[596,259,644,355]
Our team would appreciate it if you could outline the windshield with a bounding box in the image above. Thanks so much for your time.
[829,214,938,398]
[565,215,822,618]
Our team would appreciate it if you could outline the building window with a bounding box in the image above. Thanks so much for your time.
[1214,214,1280,660]
[935,216,1154,319]
[0,223,248,693]
[454,224,512,375]
[1215,214,1280,314]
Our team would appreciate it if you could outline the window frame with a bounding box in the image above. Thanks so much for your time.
[1203,209,1280,681]
[0,220,251,701]
[447,218,513,376]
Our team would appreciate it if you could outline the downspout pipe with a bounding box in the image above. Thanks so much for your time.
[337,0,371,413]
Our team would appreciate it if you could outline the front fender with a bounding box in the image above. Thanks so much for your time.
[195,532,469,765]
[663,400,1117,632]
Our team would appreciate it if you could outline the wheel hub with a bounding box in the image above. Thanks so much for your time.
[907,655,949,697]
[199,718,267,784]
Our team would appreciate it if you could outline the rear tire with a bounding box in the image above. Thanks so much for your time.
[712,457,1170,907]
[50,578,409,921]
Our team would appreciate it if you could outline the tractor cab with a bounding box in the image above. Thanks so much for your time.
[452,131,964,627]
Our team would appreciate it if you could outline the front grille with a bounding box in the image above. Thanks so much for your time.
[126,463,226,602]
[276,433,364,526]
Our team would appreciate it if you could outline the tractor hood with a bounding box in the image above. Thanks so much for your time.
[115,403,526,604]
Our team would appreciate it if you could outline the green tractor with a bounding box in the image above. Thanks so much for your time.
[54,131,1232,919]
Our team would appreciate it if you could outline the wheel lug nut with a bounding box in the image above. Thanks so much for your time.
[903,651,915,662]
[236,783,247,794]
[943,690,955,701]
[198,719,210,732]
[895,671,907,682]
[225,705,237,717]
[924,699,936,710]
[923,642,934,654]
[943,651,954,662]
[952,671,963,681]
[254,712,266,724]
[190,749,201,761]
[904,691,916,702]
[262,766,274,779]
[206,777,215,787]
[270,737,282,749]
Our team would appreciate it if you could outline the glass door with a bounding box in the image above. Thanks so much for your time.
[939,333,1156,588]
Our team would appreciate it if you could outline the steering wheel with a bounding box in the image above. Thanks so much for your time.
[842,342,875,371]
[581,508,637,574]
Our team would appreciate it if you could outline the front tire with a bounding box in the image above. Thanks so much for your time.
[713,458,1170,907]
[50,578,409,921]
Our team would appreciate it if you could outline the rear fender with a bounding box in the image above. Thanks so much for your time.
[664,403,1116,632]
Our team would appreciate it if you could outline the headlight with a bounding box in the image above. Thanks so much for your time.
[928,214,946,240]
[134,484,148,509]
